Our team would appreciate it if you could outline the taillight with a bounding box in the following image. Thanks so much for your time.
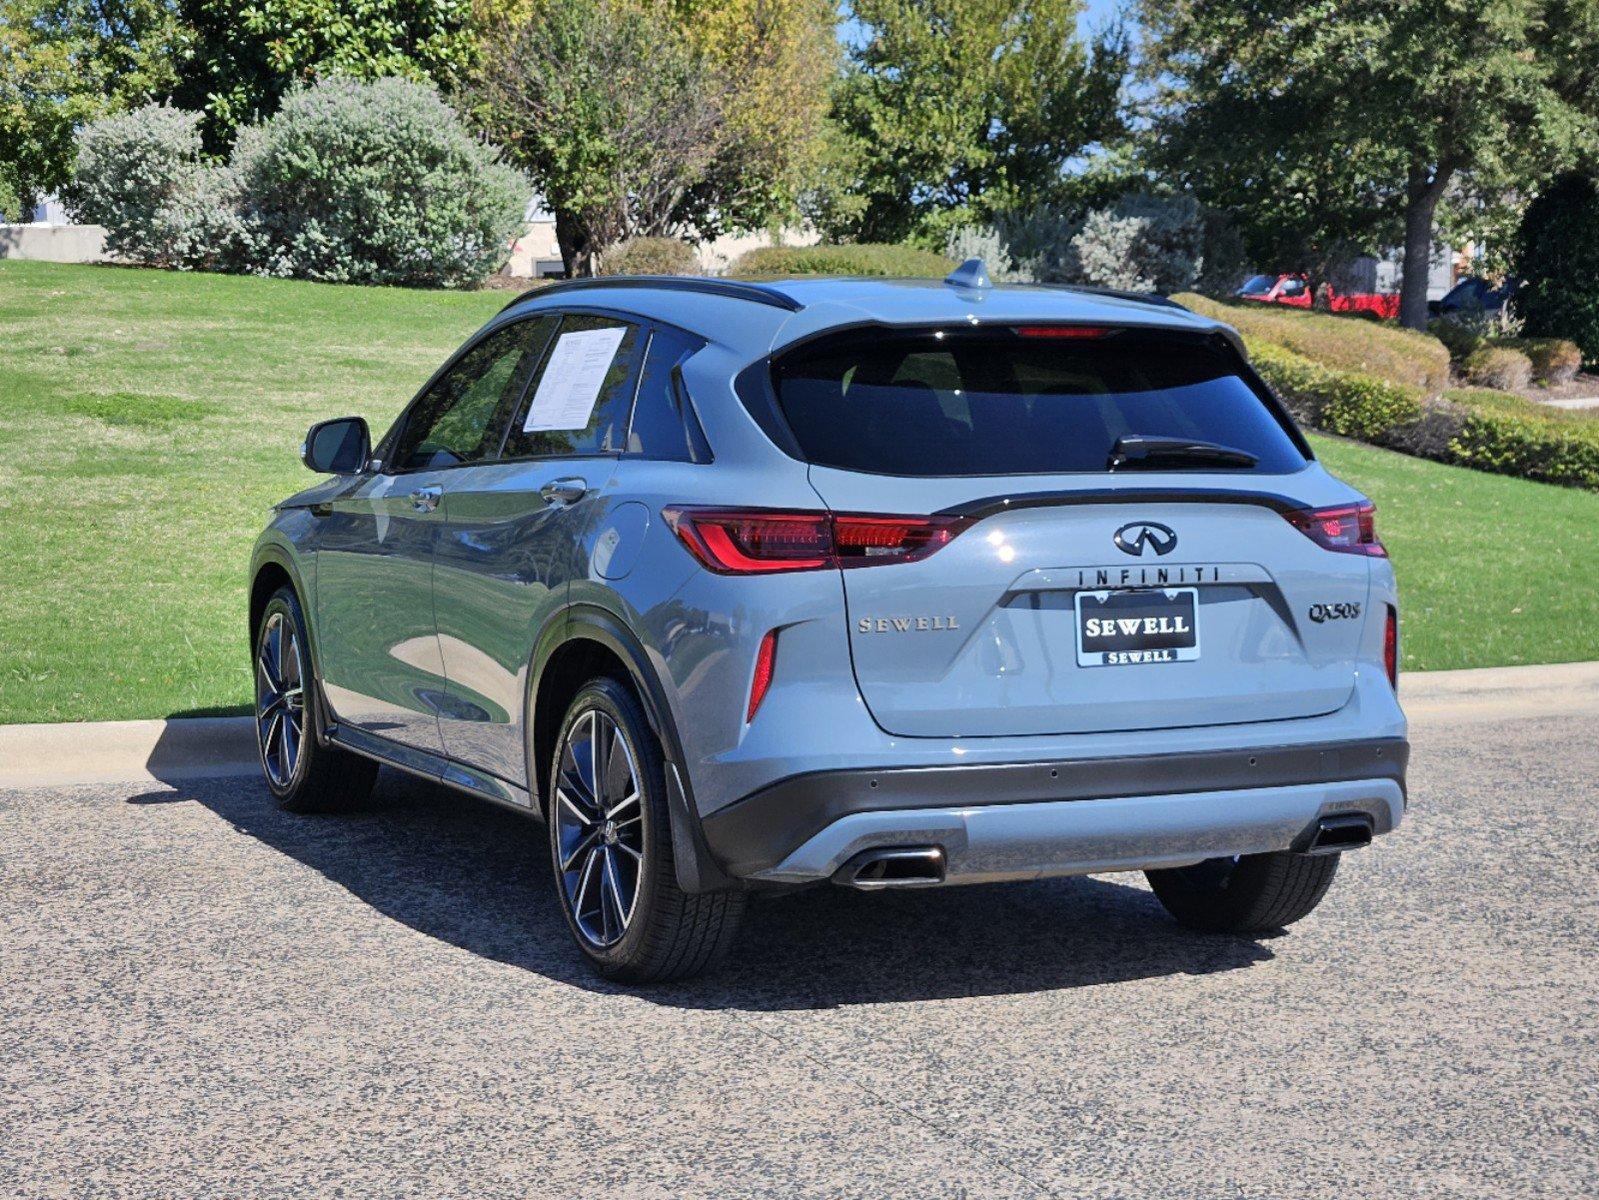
[1282,501,1386,556]
[1384,606,1398,689]
[1014,324,1109,339]
[663,507,968,574]
[747,629,778,722]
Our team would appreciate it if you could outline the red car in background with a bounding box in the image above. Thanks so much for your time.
[1235,274,1400,320]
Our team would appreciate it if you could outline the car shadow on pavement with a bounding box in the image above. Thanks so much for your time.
[130,768,1277,1010]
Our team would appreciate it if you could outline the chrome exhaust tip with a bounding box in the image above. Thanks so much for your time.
[1300,813,1374,856]
[834,846,947,889]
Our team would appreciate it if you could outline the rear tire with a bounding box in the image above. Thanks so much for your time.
[548,676,744,983]
[254,585,378,814]
[1146,850,1340,933]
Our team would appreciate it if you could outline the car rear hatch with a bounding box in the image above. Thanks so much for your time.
[772,323,1379,738]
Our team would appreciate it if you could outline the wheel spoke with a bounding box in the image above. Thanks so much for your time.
[612,841,643,863]
[561,826,601,873]
[572,848,600,920]
[604,789,639,820]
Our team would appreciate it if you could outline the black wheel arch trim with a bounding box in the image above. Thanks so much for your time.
[528,602,735,893]
[249,544,336,748]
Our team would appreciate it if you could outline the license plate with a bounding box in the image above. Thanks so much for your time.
[1075,588,1200,667]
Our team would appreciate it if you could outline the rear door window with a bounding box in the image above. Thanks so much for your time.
[503,314,646,460]
[771,327,1309,477]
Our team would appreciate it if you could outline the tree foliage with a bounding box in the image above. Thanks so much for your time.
[817,0,1125,243]
[1516,172,1599,366]
[469,0,833,274]
[1139,0,1599,327]
[172,0,482,150]
[0,0,182,215]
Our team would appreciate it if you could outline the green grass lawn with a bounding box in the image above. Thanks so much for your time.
[1,260,1596,724]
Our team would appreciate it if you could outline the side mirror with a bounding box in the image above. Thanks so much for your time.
[302,416,371,474]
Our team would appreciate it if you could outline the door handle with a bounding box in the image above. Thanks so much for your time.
[539,477,588,505]
[408,485,441,513]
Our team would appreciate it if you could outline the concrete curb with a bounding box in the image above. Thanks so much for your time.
[2,661,1596,790]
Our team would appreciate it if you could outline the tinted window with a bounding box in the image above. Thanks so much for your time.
[390,317,557,471]
[623,327,703,461]
[772,328,1308,477]
[503,314,645,459]
[1238,274,1276,295]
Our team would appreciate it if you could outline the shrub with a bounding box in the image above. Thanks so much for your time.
[232,77,528,288]
[1248,344,1423,440]
[944,226,1034,282]
[1515,172,1599,368]
[730,243,955,278]
[63,105,244,271]
[1505,337,1583,385]
[1427,318,1484,364]
[1069,193,1204,294]
[1462,345,1533,391]
[598,237,698,276]
[1177,292,1450,396]
[1441,390,1599,489]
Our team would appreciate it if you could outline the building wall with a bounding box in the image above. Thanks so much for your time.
[0,224,108,263]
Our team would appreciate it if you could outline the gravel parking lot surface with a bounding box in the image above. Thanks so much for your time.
[2,699,1596,1199]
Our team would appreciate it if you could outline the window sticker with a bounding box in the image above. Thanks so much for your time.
[522,326,628,432]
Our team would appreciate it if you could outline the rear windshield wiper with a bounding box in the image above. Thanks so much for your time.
[1107,434,1259,471]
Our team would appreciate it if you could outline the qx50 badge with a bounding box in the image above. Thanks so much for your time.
[1113,521,1178,557]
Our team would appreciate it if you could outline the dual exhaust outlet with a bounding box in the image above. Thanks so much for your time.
[832,813,1374,889]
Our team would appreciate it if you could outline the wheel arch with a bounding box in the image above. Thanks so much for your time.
[528,603,733,893]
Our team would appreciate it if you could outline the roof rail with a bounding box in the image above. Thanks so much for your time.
[498,275,804,314]
[1032,283,1190,311]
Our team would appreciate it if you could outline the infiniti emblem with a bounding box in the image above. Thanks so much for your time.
[1113,521,1178,557]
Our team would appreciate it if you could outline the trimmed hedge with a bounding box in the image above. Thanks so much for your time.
[731,243,956,278]
[1427,318,1484,364]
[1505,337,1583,385]
[1175,292,1450,396]
[1248,344,1422,440]
[1462,345,1533,391]
[598,237,698,276]
[1443,390,1599,489]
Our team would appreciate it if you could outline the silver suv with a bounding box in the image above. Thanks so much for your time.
[250,264,1408,982]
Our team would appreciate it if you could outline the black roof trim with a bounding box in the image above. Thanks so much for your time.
[1029,283,1191,311]
[499,275,804,314]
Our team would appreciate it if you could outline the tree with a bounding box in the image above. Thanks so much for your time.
[1140,0,1599,329]
[1516,172,1599,366]
[0,0,182,215]
[818,0,1125,244]
[172,0,482,150]
[468,0,834,275]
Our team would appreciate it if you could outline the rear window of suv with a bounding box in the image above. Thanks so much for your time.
[770,326,1310,477]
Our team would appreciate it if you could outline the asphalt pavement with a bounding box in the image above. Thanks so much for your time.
[2,693,1596,1198]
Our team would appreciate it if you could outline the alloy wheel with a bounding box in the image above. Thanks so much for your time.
[554,709,644,948]
[255,610,306,789]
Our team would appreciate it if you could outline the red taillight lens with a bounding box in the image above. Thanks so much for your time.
[747,629,778,722]
[1282,501,1386,556]
[663,508,968,574]
[1014,324,1109,339]
[1384,606,1398,689]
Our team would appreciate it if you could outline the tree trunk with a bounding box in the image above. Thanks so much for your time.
[554,211,594,278]
[1399,162,1454,330]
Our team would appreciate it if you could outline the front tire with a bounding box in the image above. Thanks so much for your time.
[254,585,377,814]
[548,676,744,983]
[1146,850,1340,933]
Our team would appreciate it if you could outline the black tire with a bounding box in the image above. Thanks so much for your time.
[547,676,744,983]
[1146,850,1340,934]
[254,585,378,814]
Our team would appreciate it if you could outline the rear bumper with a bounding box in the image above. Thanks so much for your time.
[700,736,1408,884]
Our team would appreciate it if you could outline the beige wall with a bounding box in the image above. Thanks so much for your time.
[498,222,816,279]
[0,224,108,263]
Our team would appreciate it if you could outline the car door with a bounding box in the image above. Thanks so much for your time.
[314,317,550,754]
[432,311,648,786]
